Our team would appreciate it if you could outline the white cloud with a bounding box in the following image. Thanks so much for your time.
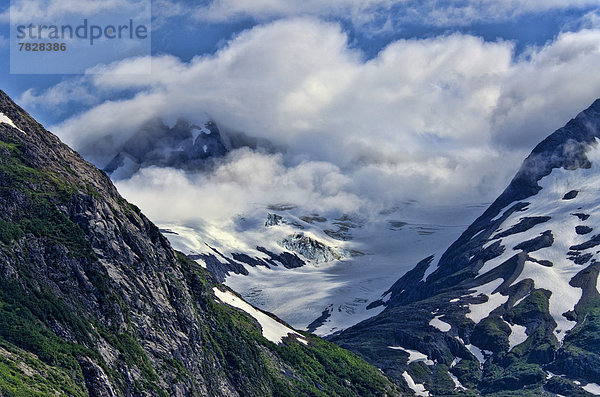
[53,20,514,162]
[3,0,598,33]
[20,78,98,109]
[115,149,364,225]
[423,0,600,26]
[579,9,600,28]
[192,0,394,24]
[34,18,600,220]
[155,0,600,28]
[491,28,600,149]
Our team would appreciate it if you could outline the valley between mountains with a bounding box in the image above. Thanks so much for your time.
[3,87,600,396]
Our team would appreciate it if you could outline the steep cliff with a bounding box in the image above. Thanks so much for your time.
[0,90,399,397]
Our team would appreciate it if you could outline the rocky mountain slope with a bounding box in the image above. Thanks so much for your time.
[103,118,228,180]
[0,89,400,396]
[332,98,600,396]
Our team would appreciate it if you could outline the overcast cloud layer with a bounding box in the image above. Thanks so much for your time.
[20,17,600,226]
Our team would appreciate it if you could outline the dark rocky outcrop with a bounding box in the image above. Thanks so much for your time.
[102,118,228,179]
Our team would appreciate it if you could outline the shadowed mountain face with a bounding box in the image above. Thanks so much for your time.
[102,118,228,180]
[0,90,400,397]
[332,99,600,396]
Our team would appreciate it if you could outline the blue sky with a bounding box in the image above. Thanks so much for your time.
[1,0,600,224]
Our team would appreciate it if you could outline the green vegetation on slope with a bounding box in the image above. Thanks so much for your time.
[0,125,399,397]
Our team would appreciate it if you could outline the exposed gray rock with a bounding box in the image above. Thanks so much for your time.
[265,213,284,227]
[576,225,594,235]
[563,190,579,200]
[279,233,345,264]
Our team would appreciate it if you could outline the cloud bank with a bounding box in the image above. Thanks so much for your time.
[115,149,363,225]
[22,18,600,226]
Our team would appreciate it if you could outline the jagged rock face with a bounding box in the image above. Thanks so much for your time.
[333,99,600,396]
[185,213,346,284]
[265,213,285,227]
[0,90,400,397]
[279,233,345,264]
[103,118,227,180]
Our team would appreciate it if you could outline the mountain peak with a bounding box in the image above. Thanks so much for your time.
[333,98,600,396]
[0,90,399,396]
[101,116,228,180]
[0,89,34,135]
[491,97,600,214]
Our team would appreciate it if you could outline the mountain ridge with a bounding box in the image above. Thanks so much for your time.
[0,89,400,397]
[332,97,600,396]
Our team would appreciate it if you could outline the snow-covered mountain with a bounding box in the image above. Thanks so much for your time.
[95,117,485,337]
[332,98,600,396]
[80,100,494,340]
[161,201,485,336]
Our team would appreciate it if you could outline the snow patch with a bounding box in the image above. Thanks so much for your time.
[402,372,430,397]
[0,113,25,134]
[470,229,485,240]
[466,344,485,365]
[583,383,600,395]
[381,291,391,303]
[388,346,434,365]
[490,209,507,222]
[213,288,307,345]
[490,214,502,222]
[465,278,508,323]
[429,315,451,332]
[449,371,466,390]
[512,294,529,308]
[507,323,528,350]
[191,124,212,140]
[482,238,501,250]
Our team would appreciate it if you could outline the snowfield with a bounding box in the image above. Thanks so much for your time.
[429,315,451,332]
[402,372,430,396]
[467,140,600,341]
[163,201,485,335]
[388,346,434,365]
[213,287,307,345]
